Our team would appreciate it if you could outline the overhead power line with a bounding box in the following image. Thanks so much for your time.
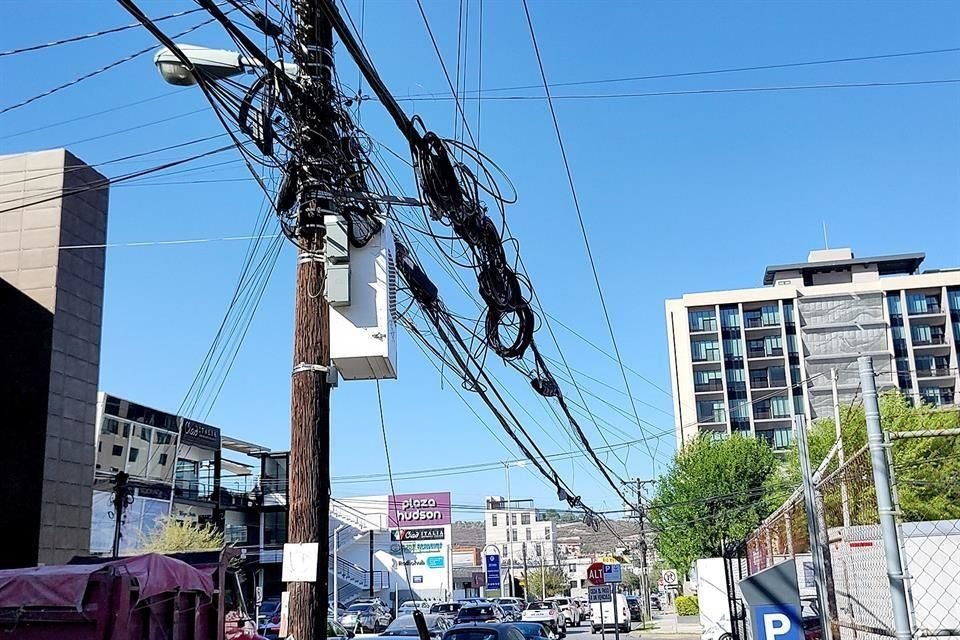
[402,45,960,97]
[0,5,216,57]
[521,0,660,473]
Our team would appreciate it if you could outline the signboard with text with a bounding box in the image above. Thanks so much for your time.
[391,527,446,542]
[388,492,452,528]
[485,554,501,590]
[587,562,605,585]
[603,563,622,584]
[589,585,613,603]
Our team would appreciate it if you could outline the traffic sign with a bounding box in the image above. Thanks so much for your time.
[587,562,605,585]
[754,604,802,640]
[485,554,501,590]
[588,585,613,603]
[603,563,622,584]
[662,569,678,586]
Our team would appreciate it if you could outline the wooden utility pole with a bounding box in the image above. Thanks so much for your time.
[287,2,335,638]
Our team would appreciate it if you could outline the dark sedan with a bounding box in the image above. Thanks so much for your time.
[454,604,506,625]
[512,622,558,640]
[625,596,644,622]
[381,614,449,639]
[443,623,526,640]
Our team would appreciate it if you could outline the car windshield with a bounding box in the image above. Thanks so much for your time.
[626,597,639,604]
[461,606,495,616]
[432,604,462,613]
[347,604,370,612]
[445,630,499,640]
[526,602,552,611]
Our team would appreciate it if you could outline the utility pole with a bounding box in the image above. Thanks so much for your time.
[831,368,852,529]
[504,463,514,597]
[111,471,132,559]
[540,552,546,600]
[627,479,653,622]
[287,2,335,638]
[522,542,530,602]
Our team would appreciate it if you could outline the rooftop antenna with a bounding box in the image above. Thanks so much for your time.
[822,222,830,250]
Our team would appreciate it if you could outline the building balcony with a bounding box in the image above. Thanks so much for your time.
[916,367,953,379]
[697,414,726,425]
[912,335,947,348]
[908,305,943,317]
[920,389,956,406]
[747,348,784,359]
[751,379,788,390]
[695,380,724,393]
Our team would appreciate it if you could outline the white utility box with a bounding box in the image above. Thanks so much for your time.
[329,222,397,380]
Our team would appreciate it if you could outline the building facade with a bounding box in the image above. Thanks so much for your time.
[484,496,559,590]
[0,149,108,567]
[666,249,960,447]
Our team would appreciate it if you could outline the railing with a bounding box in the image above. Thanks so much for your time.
[920,390,956,406]
[695,380,723,392]
[332,553,389,591]
[751,378,787,390]
[908,303,942,315]
[748,347,783,358]
[745,316,781,329]
[912,334,946,346]
[917,366,952,378]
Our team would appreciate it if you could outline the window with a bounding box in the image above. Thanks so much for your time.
[730,401,749,420]
[907,292,941,315]
[569,564,577,572]
[771,396,791,418]
[754,399,771,419]
[111,445,123,457]
[750,368,768,388]
[691,339,720,362]
[769,366,786,386]
[689,309,718,332]
[544,527,551,540]
[105,418,120,435]
[793,395,806,416]
[747,339,765,356]
[765,335,783,355]
[790,365,802,383]
[511,514,517,526]
[720,307,740,329]
[526,528,532,541]
[697,400,726,424]
[521,513,531,525]
[744,309,763,328]
[758,428,793,450]
[695,369,722,391]
[138,426,152,442]
[887,293,903,317]
[949,288,960,312]
[155,431,173,445]
[726,368,745,383]
[787,333,798,355]
[783,301,795,324]
[761,304,780,326]
[723,338,743,357]
[128,447,140,462]
[159,453,168,466]
[492,514,498,527]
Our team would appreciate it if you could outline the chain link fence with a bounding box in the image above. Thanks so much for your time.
[745,427,960,640]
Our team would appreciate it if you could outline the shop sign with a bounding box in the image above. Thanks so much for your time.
[391,527,445,542]
[388,492,452,528]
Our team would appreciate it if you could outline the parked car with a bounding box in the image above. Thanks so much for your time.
[544,598,580,627]
[340,602,393,633]
[650,593,662,611]
[381,614,450,639]
[495,597,526,610]
[590,593,630,634]
[521,602,565,636]
[454,604,507,625]
[500,604,523,622]
[431,602,465,623]
[399,601,433,616]
[442,623,527,640]
[512,622,560,640]
[625,596,644,622]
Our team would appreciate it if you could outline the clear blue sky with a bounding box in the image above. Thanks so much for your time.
[2,0,958,520]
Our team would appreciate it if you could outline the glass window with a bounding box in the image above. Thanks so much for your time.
[771,396,791,418]
[720,307,740,329]
[761,304,780,326]
[911,325,932,342]
[787,333,799,354]
[725,368,745,383]
[765,335,783,354]
[128,447,140,462]
[744,309,762,328]
[111,445,123,457]
[695,369,722,385]
[887,293,903,317]
[155,431,173,445]
[159,453,168,466]
[793,395,806,415]
[697,400,726,423]
[769,366,786,386]
[511,514,517,525]
[691,339,720,362]
[783,301,795,324]
[689,309,718,332]
[544,527,551,540]
[526,528,532,541]
[138,426,152,442]
[730,401,749,419]
[521,513,531,525]
[105,418,120,435]
[492,514,497,527]
[723,338,743,356]
[750,369,768,386]
[948,288,960,312]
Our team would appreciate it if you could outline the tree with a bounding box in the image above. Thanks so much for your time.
[141,516,224,553]
[650,435,779,575]
[522,567,568,599]
[765,391,960,521]
[620,571,642,593]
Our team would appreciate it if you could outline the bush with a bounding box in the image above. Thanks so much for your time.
[675,595,699,616]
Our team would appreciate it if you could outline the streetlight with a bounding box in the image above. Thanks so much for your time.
[153,43,297,86]
[502,460,527,598]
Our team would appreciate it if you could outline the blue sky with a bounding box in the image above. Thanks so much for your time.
[2,0,958,520]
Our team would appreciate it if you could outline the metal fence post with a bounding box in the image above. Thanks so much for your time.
[857,356,912,640]
[784,510,795,558]
[883,431,917,630]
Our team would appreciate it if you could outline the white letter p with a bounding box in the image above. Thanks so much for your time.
[763,613,791,640]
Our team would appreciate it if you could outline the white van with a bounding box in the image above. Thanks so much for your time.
[590,592,631,634]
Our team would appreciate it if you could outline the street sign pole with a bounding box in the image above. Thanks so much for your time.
[600,598,606,640]
[612,583,621,640]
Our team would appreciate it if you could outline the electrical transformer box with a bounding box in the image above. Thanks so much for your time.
[329,222,397,380]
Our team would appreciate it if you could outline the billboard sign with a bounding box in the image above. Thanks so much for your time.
[588,585,613,603]
[391,527,445,542]
[485,554,501,590]
[388,492,452,528]
[603,563,622,584]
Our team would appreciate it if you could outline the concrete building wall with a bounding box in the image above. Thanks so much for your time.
[0,149,107,565]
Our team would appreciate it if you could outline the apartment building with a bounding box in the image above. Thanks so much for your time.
[484,496,558,570]
[665,249,960,448]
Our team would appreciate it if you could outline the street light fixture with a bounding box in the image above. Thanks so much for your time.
[153,43,298,86]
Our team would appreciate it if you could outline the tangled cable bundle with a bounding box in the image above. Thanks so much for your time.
[411,129,534,359]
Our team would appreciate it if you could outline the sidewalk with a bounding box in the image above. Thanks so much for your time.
[633,611,701,640]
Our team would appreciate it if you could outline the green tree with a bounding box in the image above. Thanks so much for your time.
[765,391,960,521]
[620,571,642,593]
[522,567,568,599]
[650,435,779,575]
[141,516,224,553]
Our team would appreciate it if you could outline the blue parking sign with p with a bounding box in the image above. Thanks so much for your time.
[754,604,802,640]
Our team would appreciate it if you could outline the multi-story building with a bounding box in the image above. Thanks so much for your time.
[0,149,108,568]
[484,496,559,588]
[665,248,960,448]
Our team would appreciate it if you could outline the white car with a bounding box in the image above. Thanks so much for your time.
[397,601,432,617]
[522,601,566,636]
[590,593,630,634]
[545,597,580,627]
